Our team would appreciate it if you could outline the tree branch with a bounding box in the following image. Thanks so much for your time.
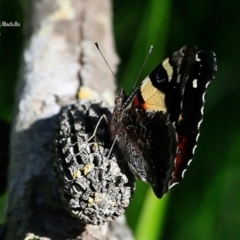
[5,0,133,239]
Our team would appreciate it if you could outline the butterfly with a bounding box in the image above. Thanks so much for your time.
[109,45,217,198]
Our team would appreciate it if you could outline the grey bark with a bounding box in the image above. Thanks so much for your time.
[5,0,134,239]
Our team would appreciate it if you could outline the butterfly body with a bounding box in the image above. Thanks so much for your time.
[110,45,217,198]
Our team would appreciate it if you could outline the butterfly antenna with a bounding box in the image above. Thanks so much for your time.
[94,41,121,89]
[132,45,153,90]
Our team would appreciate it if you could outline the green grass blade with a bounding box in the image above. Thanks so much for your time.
[120,0,172,93]
[135,188,169,240]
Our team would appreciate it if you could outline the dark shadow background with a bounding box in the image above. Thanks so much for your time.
[1,0,240,239]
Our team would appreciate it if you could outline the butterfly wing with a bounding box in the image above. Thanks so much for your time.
[110,89,177,198]
[170,50,217,186]
[144,46,217,189]
[110,45,217,198]
[122,108,177,198]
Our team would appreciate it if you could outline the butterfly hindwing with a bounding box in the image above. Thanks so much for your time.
[110,91,177,198]
[125,109,177,198]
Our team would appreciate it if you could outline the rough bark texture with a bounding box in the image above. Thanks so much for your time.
[5,0,134,239]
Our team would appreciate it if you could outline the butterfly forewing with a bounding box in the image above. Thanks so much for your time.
[170,50,217,186]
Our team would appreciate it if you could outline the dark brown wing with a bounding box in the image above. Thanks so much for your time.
[122,108,177,198]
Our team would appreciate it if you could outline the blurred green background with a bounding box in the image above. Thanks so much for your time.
[1,0,240,239]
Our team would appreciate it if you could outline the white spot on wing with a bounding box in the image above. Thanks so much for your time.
[206,82,211,88]
[182,169,187,178]
[196,54,201,61]
[177,74,181,83]
[201,106,204,115]
[187,159,193,166]
[180,101,183,110]
[169,181,179,189]
[197,119,203,128]
[202,92,206,102]
[180,86,186,110]
[196,133,200,142]
[192,145,197,154]
[193,79,198,88]
[182,86,186,96]
[162,58,173,81]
